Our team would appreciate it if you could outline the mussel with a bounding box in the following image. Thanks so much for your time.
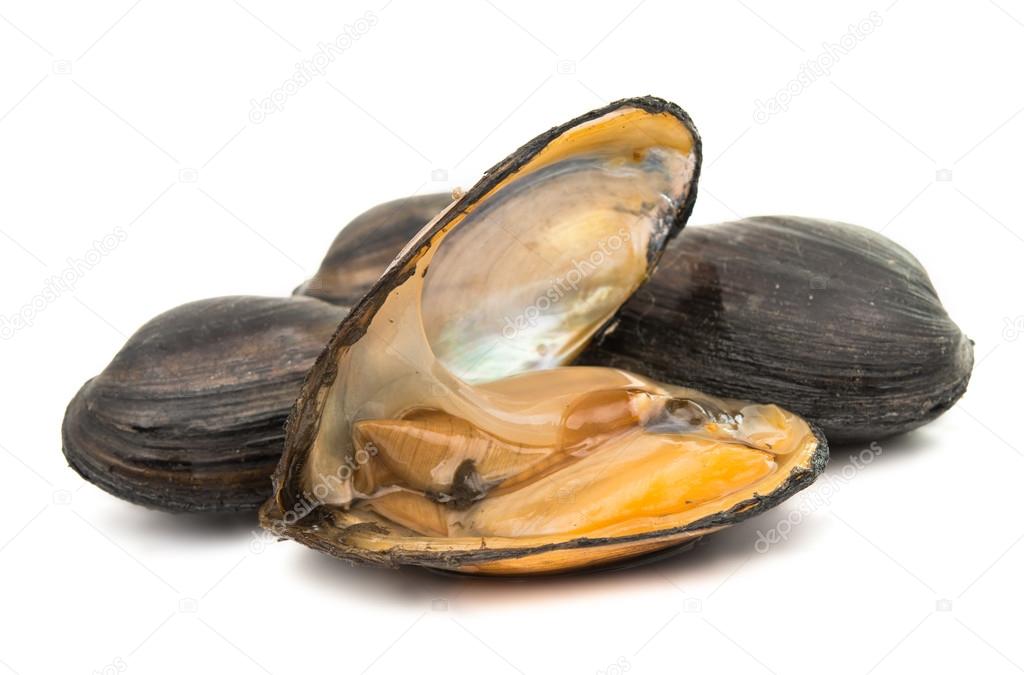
[262,96,827,574]
[579,217,973,443]
[62,296,347,512]
[298,206,972,444]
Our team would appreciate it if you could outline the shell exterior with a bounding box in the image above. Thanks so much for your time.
[263,96,827,575]
[62,296,347,512]
[296,193,453,306]
[299,206,973,443]
[578,217,974,443]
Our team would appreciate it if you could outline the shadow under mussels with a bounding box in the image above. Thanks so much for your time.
[103,505,258,544]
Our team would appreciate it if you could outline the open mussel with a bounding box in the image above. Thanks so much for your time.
[62,296,347,512]
[298,205,972,444]
[263,96,827,575]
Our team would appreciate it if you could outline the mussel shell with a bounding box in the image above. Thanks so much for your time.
[298,204,972,443]
[62,296,347,512]
[296,193,453,306]
[577,217,974,443]
[293,192,456,306]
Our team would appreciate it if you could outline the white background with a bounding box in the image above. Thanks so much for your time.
[1,1,1021,673]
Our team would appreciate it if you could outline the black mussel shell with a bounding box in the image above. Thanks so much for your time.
[62,296,347,512]
[296,193,453,306]
[578,216,973,443]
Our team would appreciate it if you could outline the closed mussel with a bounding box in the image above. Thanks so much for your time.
[62,296,347,512]
[579,217,973,442]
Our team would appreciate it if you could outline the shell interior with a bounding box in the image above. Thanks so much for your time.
[265,99,825,574]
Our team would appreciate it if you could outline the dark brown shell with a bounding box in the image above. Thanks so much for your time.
[578,217,973,443]
[61,296,347,512]
[298,205,972,443]
[296,193,452,306]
